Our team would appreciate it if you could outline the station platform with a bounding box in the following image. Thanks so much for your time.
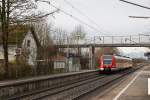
[100,65,150,100]
[113,65,150,100]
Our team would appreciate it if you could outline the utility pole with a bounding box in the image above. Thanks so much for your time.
[76,34,81,56]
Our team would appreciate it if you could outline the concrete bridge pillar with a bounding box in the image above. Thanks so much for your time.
[89,46,95,69]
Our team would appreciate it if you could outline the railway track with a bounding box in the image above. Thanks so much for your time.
[39,68,135,100]
[7,65,145,100]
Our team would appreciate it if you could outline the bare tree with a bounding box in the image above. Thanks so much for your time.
[33,20,53,46]
[70,25,86,44]
[52,28,68,55]
[0,0,58,78]
[33,21,55,74]
[95,47,119,57]
[54,28,68,45]
[70,25,86,55]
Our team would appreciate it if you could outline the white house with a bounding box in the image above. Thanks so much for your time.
[22,30,38,65]
[0,28,39,66]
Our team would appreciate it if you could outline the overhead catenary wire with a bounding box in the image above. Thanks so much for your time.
[129,16,150,19]
[48,2,106,34]
[120,0,150,10]
[63,0,112,35]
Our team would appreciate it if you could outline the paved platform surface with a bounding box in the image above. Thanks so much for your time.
[113,65,150,100]
[79,65,150,100]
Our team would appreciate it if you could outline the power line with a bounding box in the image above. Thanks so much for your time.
[120,0,150,10]
[49,3,105,34]
[63,0,111,35]
[129,16,150,19]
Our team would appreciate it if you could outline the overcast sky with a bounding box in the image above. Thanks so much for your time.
[38,0,150,36]
[38,0,150,58]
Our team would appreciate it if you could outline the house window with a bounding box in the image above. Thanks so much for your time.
[27,40,31,47]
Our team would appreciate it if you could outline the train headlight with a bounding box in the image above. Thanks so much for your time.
[100,68,104,71]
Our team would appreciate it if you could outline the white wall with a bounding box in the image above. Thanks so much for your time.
[0,45,16,62]
[22,31,37,65]
[54,61,65,69]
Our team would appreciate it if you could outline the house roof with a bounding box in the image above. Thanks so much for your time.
[50,55,66,61]
[0,25,29,46]
[30,27,41,48]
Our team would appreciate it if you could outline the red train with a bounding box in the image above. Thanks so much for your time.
[98,55,132,71]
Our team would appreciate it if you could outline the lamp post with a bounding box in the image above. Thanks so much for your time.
[76,34,81,55]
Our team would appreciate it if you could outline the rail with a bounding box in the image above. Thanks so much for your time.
[0,70,97,99]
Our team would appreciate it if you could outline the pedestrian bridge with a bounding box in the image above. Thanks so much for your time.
[53,34,150,48]
[55,43,150,48]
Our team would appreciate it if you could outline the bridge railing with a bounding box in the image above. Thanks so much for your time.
[53,34,150,45]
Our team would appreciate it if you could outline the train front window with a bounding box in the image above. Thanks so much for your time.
[104,59,112,64]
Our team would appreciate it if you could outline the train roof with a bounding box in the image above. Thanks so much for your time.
[115,55,132,61]
[103,55,132,60]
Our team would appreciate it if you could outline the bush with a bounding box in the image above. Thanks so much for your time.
[0,58,33,80]
[8,63,33,79]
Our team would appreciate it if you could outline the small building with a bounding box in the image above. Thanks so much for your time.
[0,26,38,66]
[51,55,66,69]
[50,53,81,72]
[50,55,67,73]
[68,53,81,72]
